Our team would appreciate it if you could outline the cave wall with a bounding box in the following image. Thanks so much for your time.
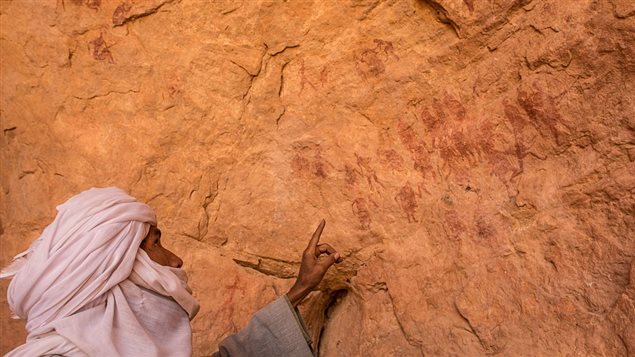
[1,0,634,355]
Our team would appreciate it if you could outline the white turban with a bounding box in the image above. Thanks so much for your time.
[2,187,200,356]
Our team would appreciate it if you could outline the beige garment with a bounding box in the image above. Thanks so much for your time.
[213,295,314,357]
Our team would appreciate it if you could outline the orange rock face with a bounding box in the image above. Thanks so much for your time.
[1,0,634,355]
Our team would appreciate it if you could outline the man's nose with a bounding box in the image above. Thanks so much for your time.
[169,251,183,268]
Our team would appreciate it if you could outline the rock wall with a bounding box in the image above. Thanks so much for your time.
[1,0,634,355]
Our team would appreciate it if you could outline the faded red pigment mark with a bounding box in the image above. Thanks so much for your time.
[397,121,431,177]
[439,131,472,162]
[218,275,243,329]
[411,145,431,176]
[475,215,497,240]
[166,81,181,100]
[439,123,507,181]
[85,0,101,10]
[395,183,418,223]
[112,2,132,25]
[504,102,528,132]
[356,48,385,77]
[67,0,100,10]
[291,145,328,179]
[355,39,399,79]
[471,120,518,180]
[299,59,317,94]
[352,198,371,230]
[314,160,327,178]
[319,67,329,86]
[344,164,358,186]
[433,95,466,121]
[444,209,464,239]
[298,61,330,94]
[517,89,570,146]
[420,109,440,131]
[377,148,404,171]
[373,39,399,60]
[397,121,418,151]
[355,153,383,190]
[502,102,536,179]
[161,75,183,107]
[88,33,114,64]
[422,94,466,129]
[413,92,536,182]
[415,93,521,180]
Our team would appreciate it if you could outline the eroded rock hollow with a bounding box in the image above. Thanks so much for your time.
[1,0,634,355]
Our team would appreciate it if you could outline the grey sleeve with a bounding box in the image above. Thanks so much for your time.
[212,295,314,357]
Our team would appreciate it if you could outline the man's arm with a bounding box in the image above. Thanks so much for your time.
[213,220,341,357]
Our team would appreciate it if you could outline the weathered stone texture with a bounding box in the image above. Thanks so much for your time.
[1,0,633,355]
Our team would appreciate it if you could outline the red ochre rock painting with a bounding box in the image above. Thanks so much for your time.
[291,145,328,180]
[397,121,432,177]
[395,183,419,223]
[377,148,404,171]
[352,197,372,230]
[70,0,100,10]
[88,33,114,63]
[112,2,132,26]
[298,60,329,95]
[355,39,399,79]
[516,88,572,146]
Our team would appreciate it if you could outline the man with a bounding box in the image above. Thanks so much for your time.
[2,187,340,356]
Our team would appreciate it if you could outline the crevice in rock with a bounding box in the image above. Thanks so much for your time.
[355,0,381,21]
[232,254,299,279]
[236,48,268,120]
[315,289,348,356]
[386,289,425,355]
[454,300,489,352]
[279,60,290,97]
[18,170,35,179]
[72,89,140,100]
[605,258,634,313]
[269,44,299,57]
[220,4,241,16]
[616,333,629,356]
[275,107,286,128]
[113,0,175,27]
[229,60,258,77]
[66,48,74,67]
[197,178,219,241]
[418,0,461,38]
[482,0,533,34]
[232,258,293,278]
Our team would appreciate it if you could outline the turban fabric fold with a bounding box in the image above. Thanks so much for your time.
[2,187,199,356]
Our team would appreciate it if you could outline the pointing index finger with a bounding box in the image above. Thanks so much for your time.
[307,219,326,253]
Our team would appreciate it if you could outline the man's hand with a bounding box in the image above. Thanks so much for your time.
[287,219,342,307]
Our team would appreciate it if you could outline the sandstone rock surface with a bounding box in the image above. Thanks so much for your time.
[1,0,634,355]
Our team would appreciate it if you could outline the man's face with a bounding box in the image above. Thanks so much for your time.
[140,225,184,268]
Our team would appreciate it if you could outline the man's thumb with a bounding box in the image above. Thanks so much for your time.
[319,252,340,269]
